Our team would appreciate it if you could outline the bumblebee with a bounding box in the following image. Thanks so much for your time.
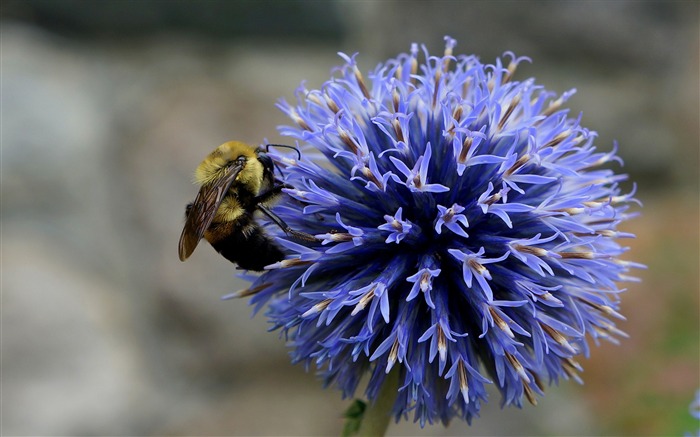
[178,141,314,270]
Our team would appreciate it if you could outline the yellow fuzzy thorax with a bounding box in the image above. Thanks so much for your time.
[193,141,264,195]
[214,197,244,222]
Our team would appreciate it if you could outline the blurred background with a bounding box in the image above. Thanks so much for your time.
[1,1,698,435]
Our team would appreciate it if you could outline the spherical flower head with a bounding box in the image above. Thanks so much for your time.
[236,37,643,426]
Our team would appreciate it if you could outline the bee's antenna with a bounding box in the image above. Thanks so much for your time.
[265,144,302,160]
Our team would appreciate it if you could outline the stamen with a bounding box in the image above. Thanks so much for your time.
[573,230,630,238]
[581,148,620,169]
[514,244,548,257]
[410,49,418,85]
[229,282,272,298]
[577,297,625,320]
[523,382,538,406]
[351,286,376,315]
[326,232,354,243]
[558,251,595,260]
[308,93,323,107]
[437,325,447,363]
[442,42,454,72]
[392,118,405,143]
[447,106,463,136]
[504,154,530,176]
[468,259,487,276]
[264,258,312,269]
[324,92,340,114]
[488,306,514,338]
[506,352,530,383]
[362,167,384,190]
[458,136,473,164]
[457,360,469,403]
[387,337,400,372]
[290,108,312,131]
[562,358,584,384]
[354,65,371,100]
[596,321,628,338]
[540,130,570,149]
[552,206,584,215]
[483,190,503,206]
[339,130,359,155]
[582,200,604,209]
[419,271,432,292]
[541,292,555,301]
[540,322,576,353]
[497,94,521,131]
[302,299,332,318]
[542,95,566,117]
[585,218,617,226]
[564,357,583,372]
[413,173,423,189]
[277,156,298,167]
[503,60,519,84]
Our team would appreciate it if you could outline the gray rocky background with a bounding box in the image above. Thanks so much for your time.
[2,1,698,436]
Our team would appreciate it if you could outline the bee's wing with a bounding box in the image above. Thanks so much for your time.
[178,162,244,261]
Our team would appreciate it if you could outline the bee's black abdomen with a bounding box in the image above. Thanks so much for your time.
[208,217,285,271]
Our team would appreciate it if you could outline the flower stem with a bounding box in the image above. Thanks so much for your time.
[356,368,399,437]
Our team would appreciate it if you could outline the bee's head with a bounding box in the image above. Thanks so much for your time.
[193,141,266,193]
[256,151,276,186]
[261,143,300,181]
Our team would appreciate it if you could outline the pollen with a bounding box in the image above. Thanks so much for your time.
[488,306,515,338]
[497,94,521,131]
[457,360,469,403]
[436,325,447,362]
[458,136,473,164]
[514,244,548,257]
[386,337,400,372]
[228,282,272,299]
[351,286,376,316]
[302,299,332,318]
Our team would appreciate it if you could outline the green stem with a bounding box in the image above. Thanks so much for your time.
[356,368,400,437]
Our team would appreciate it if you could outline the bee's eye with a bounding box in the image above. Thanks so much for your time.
[225,156,246,168]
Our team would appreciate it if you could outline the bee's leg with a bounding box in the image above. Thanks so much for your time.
[257,204,317,242]
[255,182,317,241]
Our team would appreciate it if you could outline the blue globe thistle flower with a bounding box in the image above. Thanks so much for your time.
[229,37,642,426]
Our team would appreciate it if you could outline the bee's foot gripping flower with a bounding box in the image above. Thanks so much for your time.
[235,37,642,427]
